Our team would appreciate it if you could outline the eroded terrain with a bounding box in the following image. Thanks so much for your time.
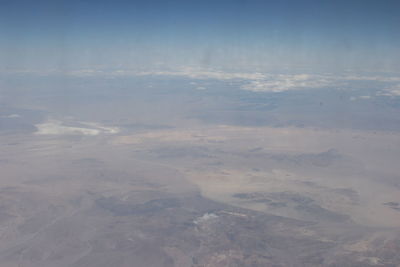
[1,73,400,266]
[1,122,400,267]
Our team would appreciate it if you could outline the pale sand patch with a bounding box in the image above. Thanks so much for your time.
[35,120,119,136]
[114,129,227,145]
[185,168,400,228]
[113,125,400,227]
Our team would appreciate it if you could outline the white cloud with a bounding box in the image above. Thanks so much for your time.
[378,84,400,97]
[342,75,400,82]
[5,67,400,95]
[66,69,105,77]
[127,69,335,93]
[350,95,372,101]
[123,68,333,93]
[131,67,265,81]
[241,74,332,92]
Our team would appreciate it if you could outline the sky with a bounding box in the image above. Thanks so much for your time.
[1,0,400,72]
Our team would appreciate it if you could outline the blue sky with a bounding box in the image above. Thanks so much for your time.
[1,0,400,72]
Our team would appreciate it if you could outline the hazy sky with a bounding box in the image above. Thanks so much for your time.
[1,0,400,72]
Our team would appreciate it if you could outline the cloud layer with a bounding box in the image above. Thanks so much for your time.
[3,67,400,95]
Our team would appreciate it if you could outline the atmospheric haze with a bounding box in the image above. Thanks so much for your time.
[1,0,400,266]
